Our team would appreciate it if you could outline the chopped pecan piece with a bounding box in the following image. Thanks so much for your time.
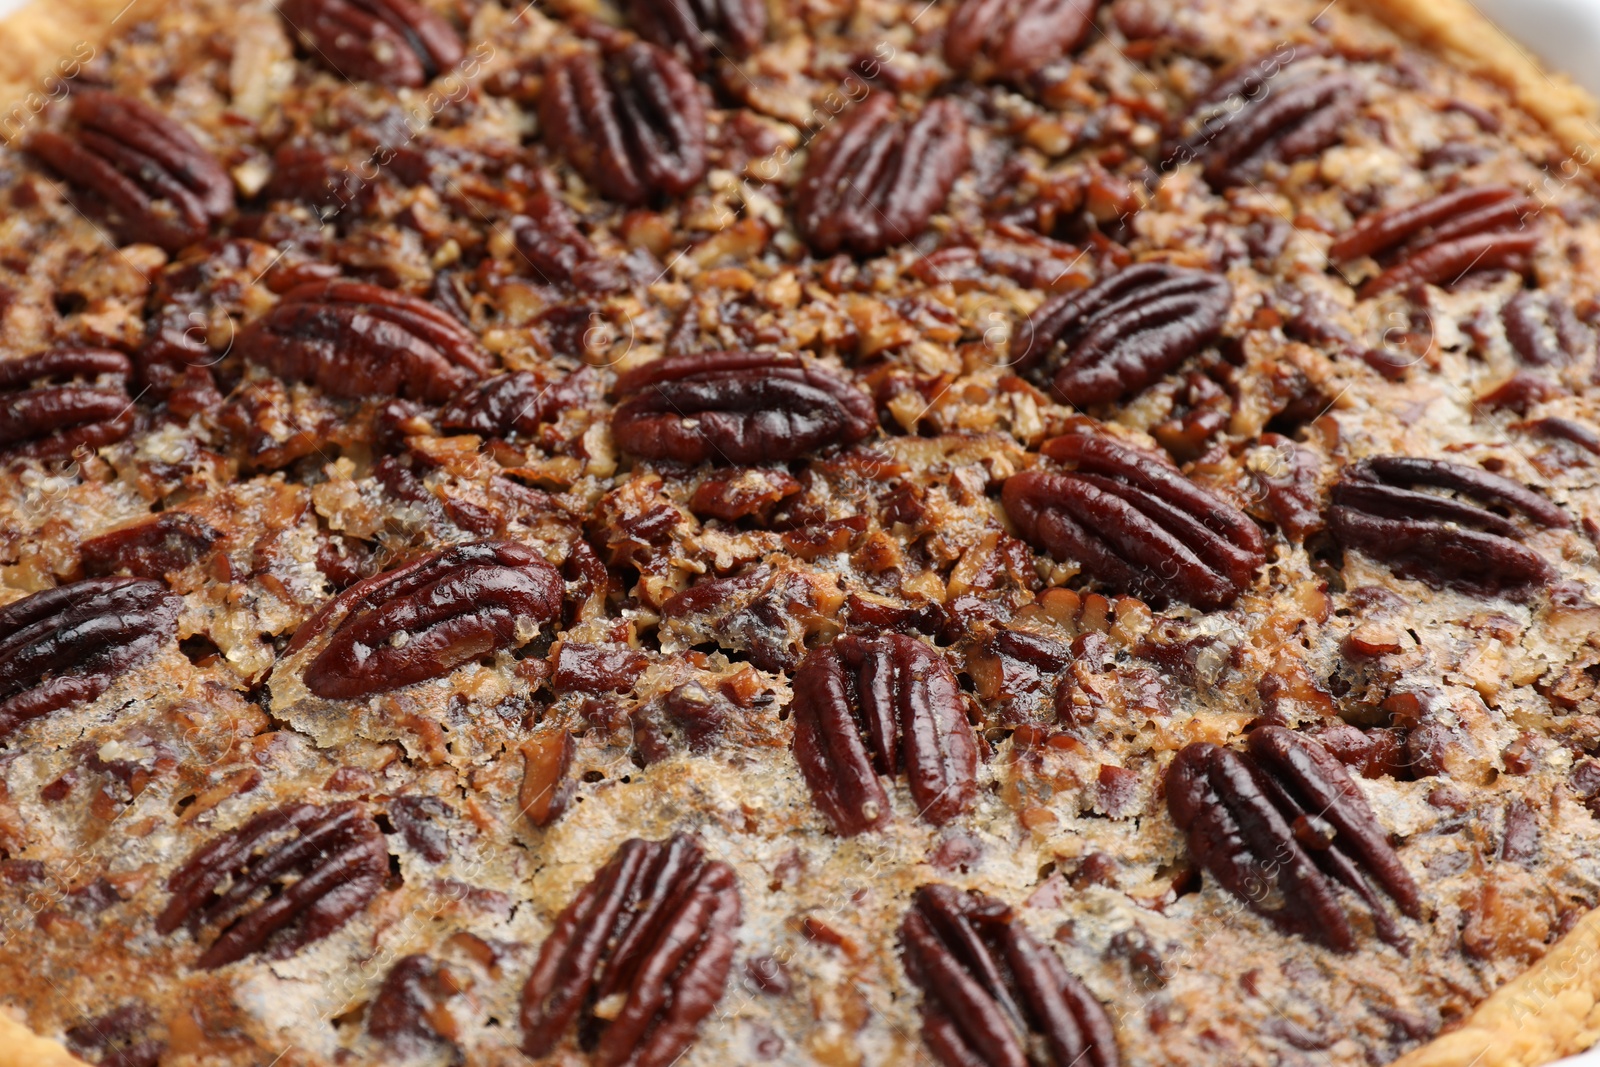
[1015,262,1231,406]
[278,0,464,87]
[284,540,564,700]
[1328,456,1568,594]
[1501,290,1594,366]
[0,349,135,462]
[520,833,741,1067]
[64,1005,164,1067]
[1167,726,1422,951]
[369,954,462,1051]
[1166,48,1359,188]
[157,801,388,968]
[80,512,221,580]
[439,367,596,439]
[0,578,181,741]
[28,90,233,253]
[541,43,708,206]
[238,280,493,402]
[518,730,576,826]
[612,351,875,464]
[1330,186,1540,298]
[944,0,1098,81]
[792,634,978,836]
[900,883,1121,1067]
[1002,433,1265,609]
[795,94,970,256]
[513,192,628,292]
[628,0,766,70]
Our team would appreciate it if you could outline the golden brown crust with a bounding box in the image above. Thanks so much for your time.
[1,1,1599,1066]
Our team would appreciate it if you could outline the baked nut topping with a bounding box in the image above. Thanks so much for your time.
[0,349,135,462]
[278,0,464,87]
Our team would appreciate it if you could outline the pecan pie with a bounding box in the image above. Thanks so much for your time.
[3,0,1600,1063]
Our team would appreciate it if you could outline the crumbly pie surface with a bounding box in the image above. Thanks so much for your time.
[1,0,1600,1064]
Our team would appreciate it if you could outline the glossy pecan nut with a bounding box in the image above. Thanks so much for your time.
[237,280,493,402]
[0,349,135,462]
[1167,726,1422,951]
[628,0,766,70]
[611,351,875,464]
[439,366,596,439]
[1002,433,1265,609]
[1165,47,1359,188]
[27,90,234,253]
[512,192,627,292]
[944,0,1098,81]
[900,883,1121,1067]
[0,577,181,741]
[368,955,462,1052]
[795,94,970,256]
[1015,262,1231,407]
[1329,186,1540,298]
[1328,455,1568,594]
[520,833,741,1067]
[541,43,708,207]
[80,512,221,581]
[284,540,564,700]
[278,0,464,87]
[157,801,388,968]
[792,634,978,836]
[1502,290,1594,366]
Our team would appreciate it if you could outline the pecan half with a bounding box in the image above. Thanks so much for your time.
[611,351,875,464]
[28,90,234,253]
[237,280,493,402]
[1015,262,1231,406]
[944,0,1098,81]
[0,349,135,462]
[1502,290,1594,366]
[513,192,627,292]
[81,512,221,581]
[285,540,564,700]
[900,883,1121,1067]
[1165,48,1359,188]
[278,0,464,87]
[0,578,181,741]
[157,801,388,968]
[1167,726,1422,951]
[1328,456,1568,594]
[1002,433,1265,609]
[1330,186,1540,298]
[520,833,741,1067]
[628,0,766,70]
[795,94,970,256]
[439,367,596,439]
[792,635,978,836]
[541,43,708,206]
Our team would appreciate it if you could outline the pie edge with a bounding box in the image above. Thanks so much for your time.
[0,0,1596,1064]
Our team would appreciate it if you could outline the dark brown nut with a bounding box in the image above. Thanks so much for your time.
[792,635,978,836]
[278,0,464,87]
[1251,433,1324,542]
[0,349,135,462]
[0,578,181,741]
[1015,262,1231,407]
[689,467,801,521]
[157,801,388,968]
[520,833,741,1067]
[1502,290,1594,366]
[513,192,628,292]
[389,795,452,862]
[237,280,493,402]
[1002,433,1265,609]
[541,43,708,207]
[284,540,564,700]
[628,0,766,70]
[612,351,875,464]
[1329,186,1540,298]
[80,512,220,581]
[944,0,1098,81]
[1328,456,1568,595]
[368,955,462,1051]
[1515,416,1600,456]
[1167,726,1422,951]
[1164,48,1359,188]
[64,1005,164,1067]
[519,731,576,827]
[632,680,734,764]
[795,94,970,257]
[900,883,1120,1067]
[660,564,833,671]
[552,642,648,694]
[439,367,596,439]
[28,90,233,253]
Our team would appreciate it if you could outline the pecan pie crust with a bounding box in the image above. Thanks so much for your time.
[1,0,1600,1064]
